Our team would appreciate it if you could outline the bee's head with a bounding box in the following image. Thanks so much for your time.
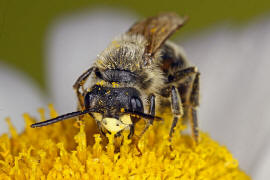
[84,85,144,136]
[31,85,161,138]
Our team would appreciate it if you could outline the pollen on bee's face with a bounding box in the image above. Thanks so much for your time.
[101,117,129,132]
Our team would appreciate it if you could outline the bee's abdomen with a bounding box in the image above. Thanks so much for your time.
[160,41,189,75]
[159,41,191,104]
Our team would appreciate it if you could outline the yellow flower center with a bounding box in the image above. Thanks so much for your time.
[0,105,250,179]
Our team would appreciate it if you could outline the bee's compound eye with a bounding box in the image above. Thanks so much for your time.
[135,98,142,109]
[131,98,136,110]
[130,97,143,112]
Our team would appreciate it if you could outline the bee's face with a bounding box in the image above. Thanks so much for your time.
[85,85,143,135]
[84,85,142,111]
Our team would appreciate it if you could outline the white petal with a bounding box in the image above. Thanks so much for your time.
[181,16,270,178]
[45,8,137,114]
[0,62,48,134]
[253,141,270,179]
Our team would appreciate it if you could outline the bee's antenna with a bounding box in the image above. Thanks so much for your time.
[125,110,163,121]
[31,108,101,128]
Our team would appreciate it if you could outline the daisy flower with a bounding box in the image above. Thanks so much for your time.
[1,8,269,179]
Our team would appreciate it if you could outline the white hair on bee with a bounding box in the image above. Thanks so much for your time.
[96,34,147,71]
[113,34,147,46]
[94,33,165,107]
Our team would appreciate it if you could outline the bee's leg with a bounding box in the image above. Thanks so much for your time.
[167,66,197,83]
[169,86,184,141]
[187,72,200,143]
[166,65,200,143]
[97,121,106,137]
[174,70,200,143]
[138,94,155,138]
[73,67,94,109]
[128,124,135,139]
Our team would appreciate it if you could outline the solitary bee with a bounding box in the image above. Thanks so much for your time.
[31,12,200,143]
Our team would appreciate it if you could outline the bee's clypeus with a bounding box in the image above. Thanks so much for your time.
[31,12,200,143]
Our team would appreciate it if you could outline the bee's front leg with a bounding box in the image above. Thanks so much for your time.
[169,86,184,141]
[128,124,135,139]
[73,67,95,109]
[138,94,155,138]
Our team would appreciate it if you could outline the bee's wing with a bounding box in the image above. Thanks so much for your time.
[127,12,188,56]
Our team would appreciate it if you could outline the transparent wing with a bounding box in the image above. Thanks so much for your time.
[127,12,188,56]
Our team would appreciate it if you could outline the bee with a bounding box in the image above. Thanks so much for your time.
[31,12,200,143]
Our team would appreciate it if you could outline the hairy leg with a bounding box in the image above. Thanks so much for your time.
[73,67,94,109]
[163,66,200,143]
[138,94,155,138]
[169,86,184,141]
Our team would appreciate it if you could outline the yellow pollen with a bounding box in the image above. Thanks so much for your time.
[161,27,165,32]
[97,59,103,65]
[111,40,120,48]
[150,27,157,33]
[96,80,105,86]
[112,82,119,88]
[0,105,250,179]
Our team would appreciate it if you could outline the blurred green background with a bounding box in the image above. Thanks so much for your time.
[0,0,269,90]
